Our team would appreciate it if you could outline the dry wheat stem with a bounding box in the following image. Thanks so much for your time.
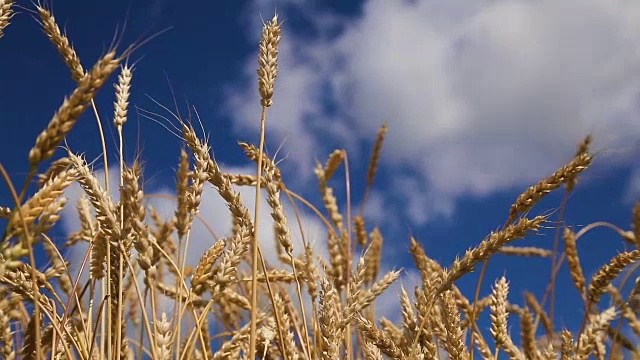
[499,246,552,258]
[249,104,268,360]
[249,13,282,360]
[114,88,131,360]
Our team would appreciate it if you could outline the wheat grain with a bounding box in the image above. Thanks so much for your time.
[489,276,509,349]
[565,135,592,192]
[399,286,416,342]
[441,290,469,360]
[239,142,282,182]
[0,0,13,39]
[560,329,574,360]
[0,206,10,219]
[366,122,387,188]
[191,238,226,294]
[362,340,383,360]
[7,168,77,238]
[37,5,85,82]
[257,15,281,107]
[472,330,493,360]
[363,227,382,284]
[37,157,73,187]
[318,279,341,360]
[0,307,14,360]
[69,153,119,279]
[30,52,120,166]
[520,307,539,360]
[357,315,403,359]
[121,163,157,277]
[155,312,172,360]
[508,153,591,223]
[442,216,546,292]
[66,196,95,246]
[264,160,293,255]
[303,244,319,302]
[174,149,190,240]
[113,65,132,127]
[353,215,367,246]
[576,307,617,359]
[589,249,640,304]
[563,227,586,298]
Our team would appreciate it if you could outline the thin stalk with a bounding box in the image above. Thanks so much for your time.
[0,163,42,360]
[257,245,290,360]
[91,98,112,360]
[123,254,160,360]
[249,105,268,359]
[290,256,312,357]
[548,191,569,329]
[175,226,197,360]
[344,151,354,360]
[116,124,125,360]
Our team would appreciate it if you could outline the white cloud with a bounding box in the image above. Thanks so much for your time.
[225,0,640,224]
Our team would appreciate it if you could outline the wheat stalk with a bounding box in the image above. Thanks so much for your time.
[249,13,282,360]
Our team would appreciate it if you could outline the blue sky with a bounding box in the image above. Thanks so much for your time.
[2,0,640,339]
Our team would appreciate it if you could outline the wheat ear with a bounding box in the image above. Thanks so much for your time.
[250,13,281,360]
[441,216,546,293]
[508,153,591,223]
[0,0,14,39]
[29,51,119,167]
[490,276,509,351]
[588,249,640,304]
[563,227,586,300]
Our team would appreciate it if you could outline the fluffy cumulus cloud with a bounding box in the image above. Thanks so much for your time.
[225,0,640,224]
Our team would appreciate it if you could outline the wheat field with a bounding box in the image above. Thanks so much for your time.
[1,1,640,359]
